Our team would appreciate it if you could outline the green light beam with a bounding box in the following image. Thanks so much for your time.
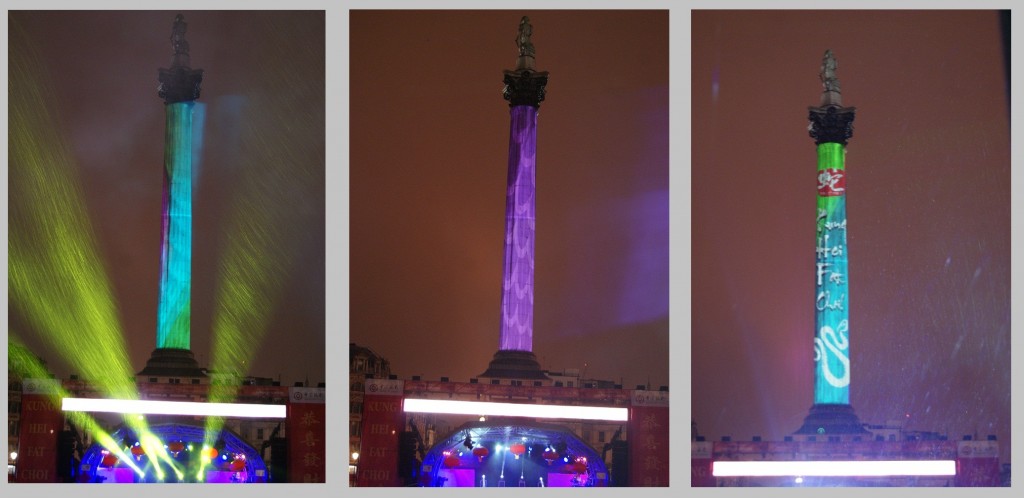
[8,20,138,401]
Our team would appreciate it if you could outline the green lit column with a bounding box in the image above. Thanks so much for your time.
[795,50,866,438]
[140,14,206,379]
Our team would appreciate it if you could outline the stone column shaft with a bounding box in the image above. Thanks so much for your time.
[155,101,195,350]
[498,105,538,351]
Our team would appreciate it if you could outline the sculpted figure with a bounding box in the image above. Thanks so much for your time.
[171,14,189,56]
[821,49,840,93]
[516,16,535,58]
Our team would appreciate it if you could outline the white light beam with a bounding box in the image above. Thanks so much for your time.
[712,460,957,477]
[403,398,628,421]
[61,397,286,418]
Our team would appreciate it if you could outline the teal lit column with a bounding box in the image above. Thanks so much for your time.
[156,102,195,349]
[155,14,203,351]
[813,141,849,404]
[795,50,865,436]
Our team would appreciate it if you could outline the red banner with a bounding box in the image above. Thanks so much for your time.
[287,387,326,482]
[628,390,669,486]
[691,459,715,487]
[955,440,1001,486]
[15,380,64,483]
[956,458,1000,486]
[356,379,405,486]
[691,441,715,487]
[817,168,846,196]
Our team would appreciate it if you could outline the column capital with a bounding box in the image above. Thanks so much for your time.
[159,66,204,104]
[503,69,549,108]
[808,105,856,146]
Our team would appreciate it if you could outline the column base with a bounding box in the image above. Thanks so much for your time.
[478,350,550,380]
[137,348,207,379]
[793,403,869,435]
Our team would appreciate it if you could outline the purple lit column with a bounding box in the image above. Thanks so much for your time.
[498,105,538,351]
[480,16,549,380]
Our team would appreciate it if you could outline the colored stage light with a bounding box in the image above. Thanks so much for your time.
[402,398,628,421]
[711,460,956,477]
[206,30,324,394]
[9,35,138,402]
[61,397,286,418]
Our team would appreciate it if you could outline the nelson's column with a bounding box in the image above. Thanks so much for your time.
[480,17,550,380]
[139,15,206,379]
[795,50,867,437]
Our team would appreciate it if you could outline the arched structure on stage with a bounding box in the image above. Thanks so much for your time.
[79,423,269,483]
[420,420,609,487]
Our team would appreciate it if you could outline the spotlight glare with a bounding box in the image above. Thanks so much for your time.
[712,460,957,477]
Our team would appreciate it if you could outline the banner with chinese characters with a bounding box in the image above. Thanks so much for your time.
[356,379,404,486]
[16,379,64,482]
[287,386,325,482]
[814,141,851,405]
[955,440,1001,486]
[628,390,669,486]
[691,440,715,487]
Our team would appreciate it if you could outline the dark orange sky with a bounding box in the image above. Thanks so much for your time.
[692,10,1010,463]
[350,10,670,389]
[8,11,325,386]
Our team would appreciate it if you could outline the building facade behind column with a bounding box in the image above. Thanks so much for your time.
[349,342,669,486]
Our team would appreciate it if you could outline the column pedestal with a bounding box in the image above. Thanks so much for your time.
[794,404,868,436]
[137,348,206,378]
[479,350,548,380]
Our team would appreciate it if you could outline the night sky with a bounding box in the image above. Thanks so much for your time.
[692,11,1011,464]
[6,4,1013,482]
[7,11,326,386]
[350,11,670,390]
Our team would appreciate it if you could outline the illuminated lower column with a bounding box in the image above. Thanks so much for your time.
[156,101,195,350]
[140,15,206,378]
[795,50,865,436]
[480,17,550,380]
[498,104,538,352]
[813,141,849,404]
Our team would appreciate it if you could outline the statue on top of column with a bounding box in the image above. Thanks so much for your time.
[820,49,840,93]
[171,14,190,57]
[516,16,535,58]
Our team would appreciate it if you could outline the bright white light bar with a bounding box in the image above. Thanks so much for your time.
[403,398,628,421]
[712,460,957,477]
[61,397,286,419]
